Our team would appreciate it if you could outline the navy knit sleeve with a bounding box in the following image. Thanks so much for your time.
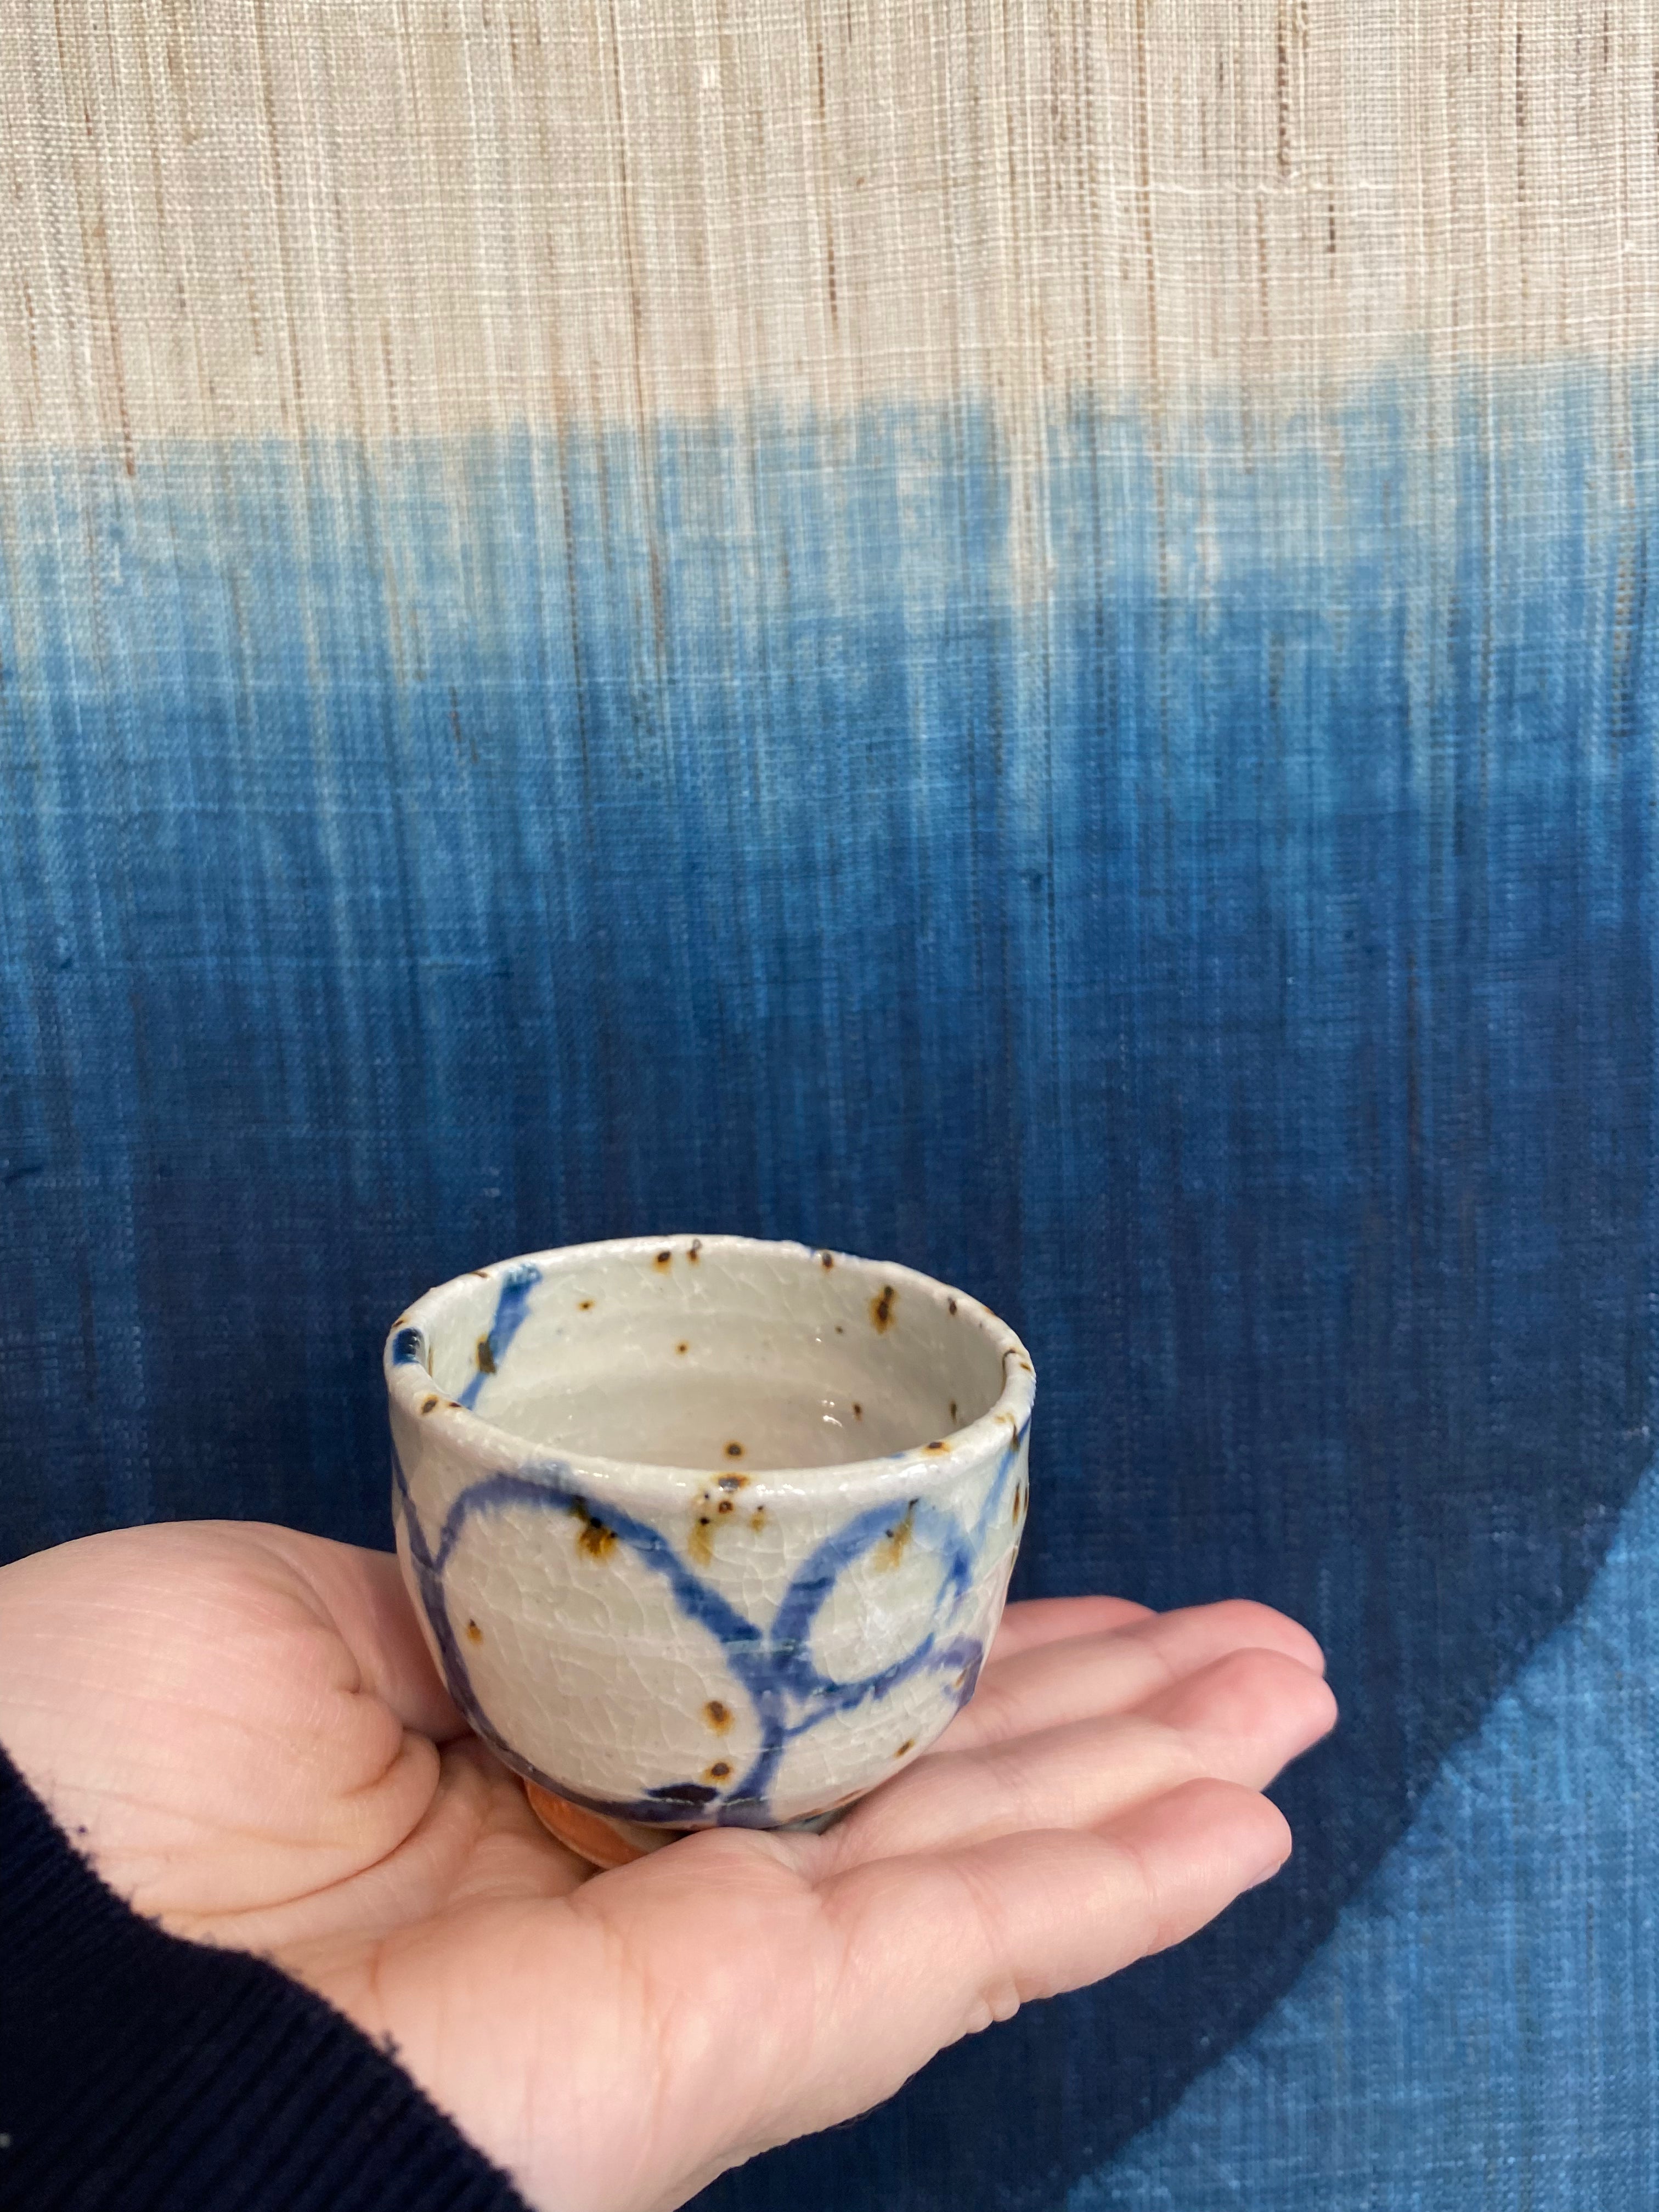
[0,1741,530,2212]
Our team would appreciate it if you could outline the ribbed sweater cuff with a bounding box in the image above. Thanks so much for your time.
[0,1740,530,2212]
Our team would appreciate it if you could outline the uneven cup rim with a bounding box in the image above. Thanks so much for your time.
[383,1232,1035,1506]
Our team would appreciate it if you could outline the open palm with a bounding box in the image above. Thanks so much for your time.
[0,1521,1334,2212]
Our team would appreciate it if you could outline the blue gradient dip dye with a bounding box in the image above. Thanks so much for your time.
[2,361,1655,2205]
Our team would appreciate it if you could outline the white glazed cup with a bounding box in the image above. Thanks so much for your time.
[386,1234,1035,1859]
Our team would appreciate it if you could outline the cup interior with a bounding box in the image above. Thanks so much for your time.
[410,1237,1014,1473]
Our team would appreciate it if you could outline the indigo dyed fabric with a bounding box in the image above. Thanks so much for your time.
[1,5,1655,2206]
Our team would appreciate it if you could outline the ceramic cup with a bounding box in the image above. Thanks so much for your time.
[385,1234,1035,1865]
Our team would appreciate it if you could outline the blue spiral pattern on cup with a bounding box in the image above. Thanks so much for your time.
[392,1366,1023,1830]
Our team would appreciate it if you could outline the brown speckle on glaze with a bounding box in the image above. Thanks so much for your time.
[893,1738,915,1758]
[820,1249,835,1268]
[689,1514,715,1567]
[654,1248,673,1270]
[853,1402,862,1419]
[876,1502,917,1570]
[465,1618,484,1644]
[950,1401,958,1423]
[687,1239,703,1262]
[676,1341,689,1355]
[716,1498,735,1515]
[419,1393,440,1415]
[718,1472,750,1491]
[749,1506,767,1531]
[725,1440,744,1459]
[578,1297,595,1311]
[924,1440,949,1455]
[704,1761,733,1782]
[476,1335,496,1374]
[1013,1485,1026,1523]
[947,1297,958,1315]
[704,1700,733,1733]
[871,1284,897,1331]
[471,1269,490,1279]
[834,1323,844,1334]
[570,1500,618,1561]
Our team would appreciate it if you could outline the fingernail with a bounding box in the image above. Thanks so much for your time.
[1247,1848,1290,1889]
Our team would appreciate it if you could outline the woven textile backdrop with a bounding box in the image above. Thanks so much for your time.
[3,4,1658,2204]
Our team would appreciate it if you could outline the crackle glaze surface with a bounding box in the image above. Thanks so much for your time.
[386,1236,1034,1830]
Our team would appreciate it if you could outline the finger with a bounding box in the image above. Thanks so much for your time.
[816,1780,1289,2102]
[1137,1643,1338,1743]
[834,1650,1334,1864]
[252,1529,470,1744]
[946,1598,1327,1753]
[986,1595,1154,1662]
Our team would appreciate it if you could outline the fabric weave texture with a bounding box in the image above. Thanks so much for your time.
[2,5,1655,2205]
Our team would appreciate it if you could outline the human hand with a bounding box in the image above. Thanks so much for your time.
[0,1522,1334,2212]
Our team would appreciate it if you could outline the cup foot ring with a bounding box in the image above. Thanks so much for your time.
[521,1779,852,1866]
[522,1782,684,1867]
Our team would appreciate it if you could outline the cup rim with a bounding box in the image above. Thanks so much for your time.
[384,1232,1035,1505]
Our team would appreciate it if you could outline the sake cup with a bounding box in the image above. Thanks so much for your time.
[385,1234,1034,1865]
